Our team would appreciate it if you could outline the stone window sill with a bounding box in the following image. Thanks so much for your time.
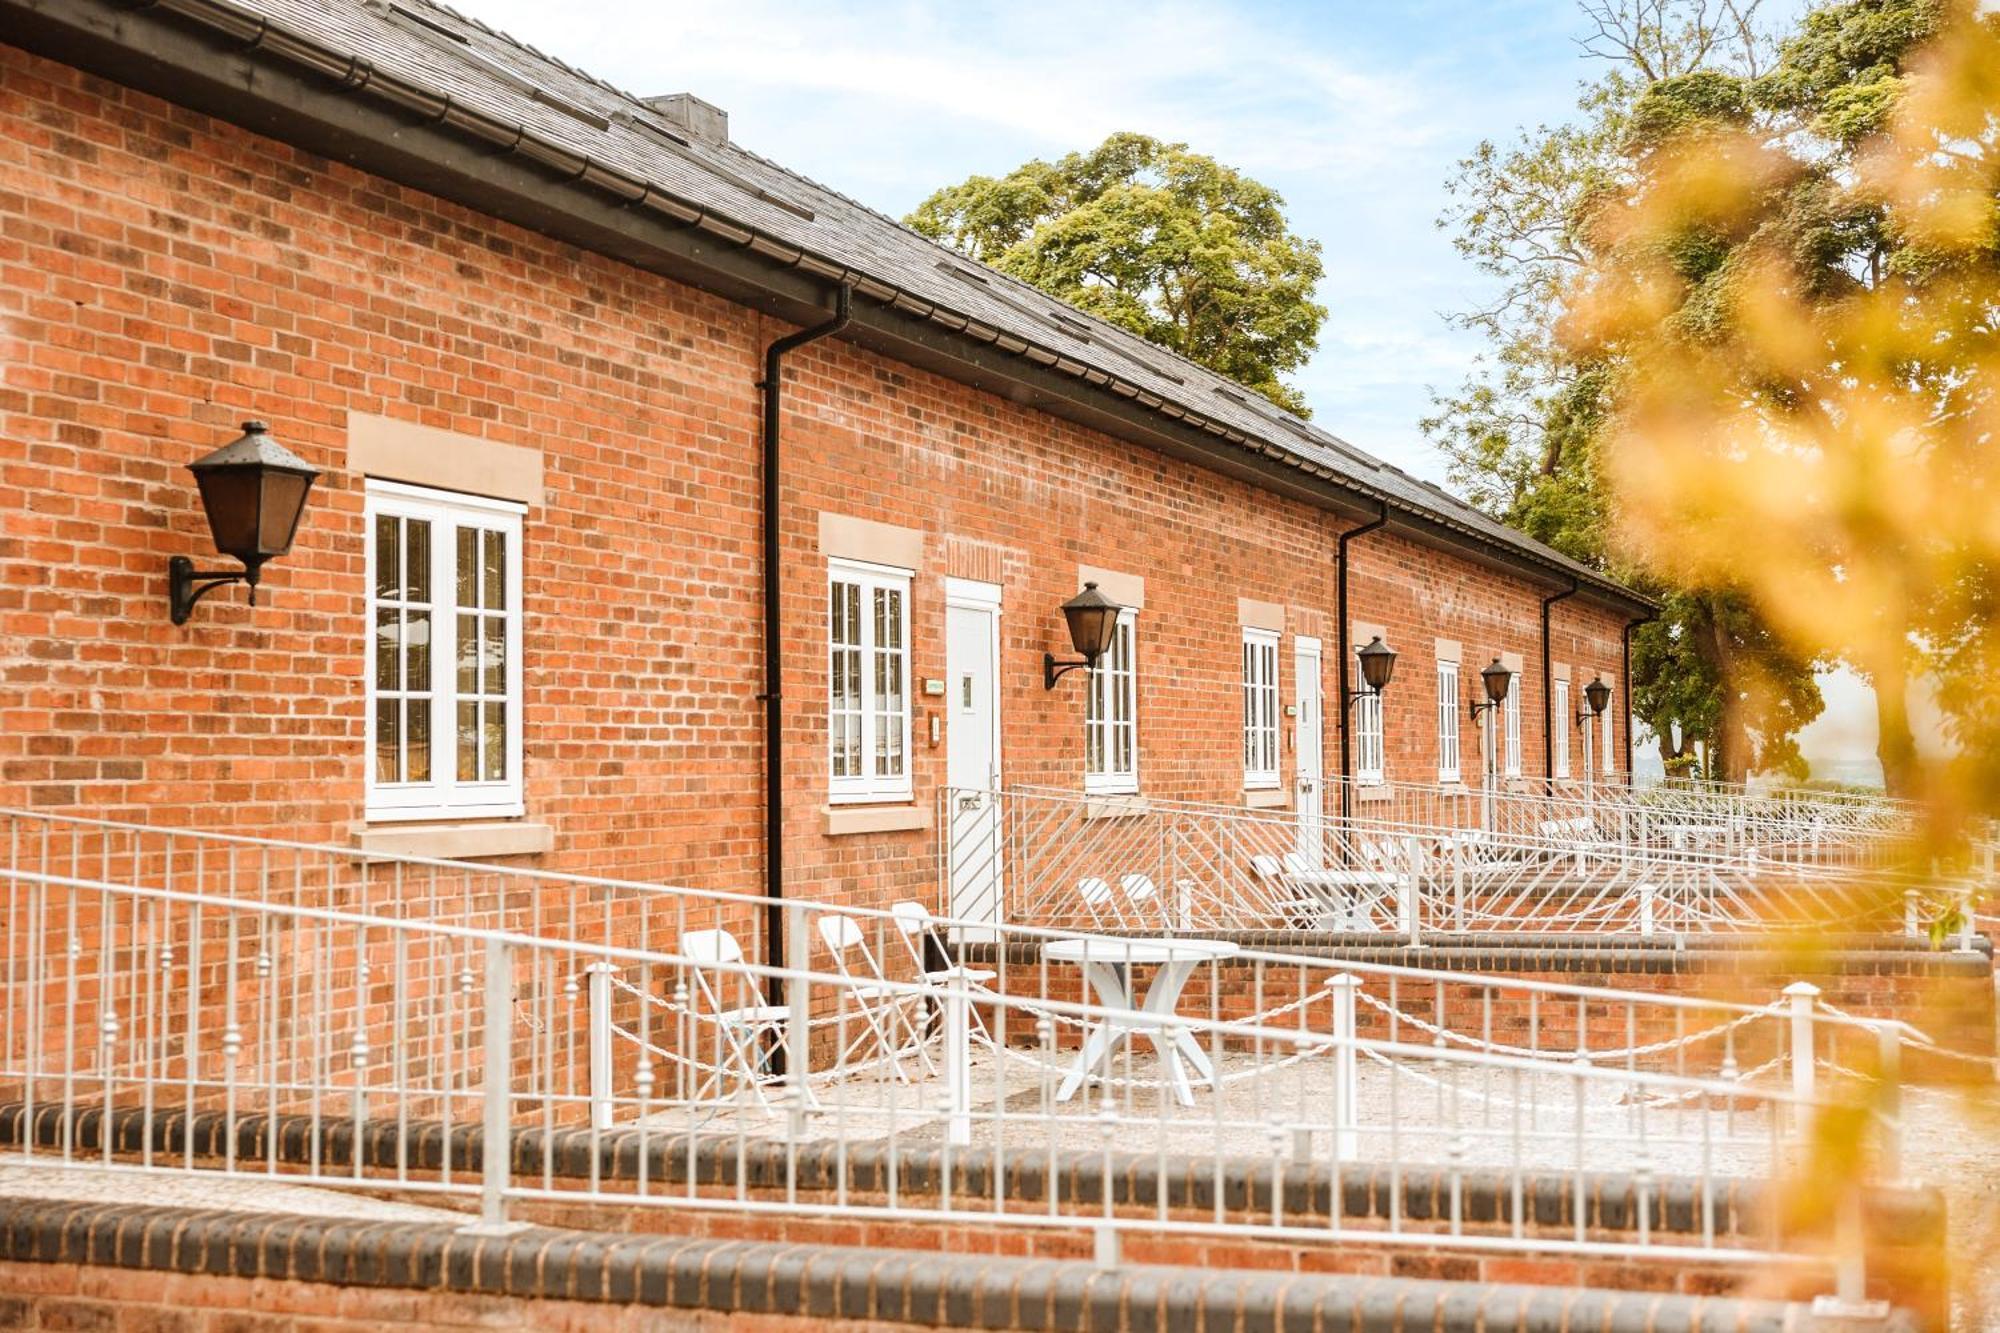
[1084,795,1151,821]
[1243,788,1288,809]
[1355,784,1393,803]
[350,821,554,861]
[824,804,931,836]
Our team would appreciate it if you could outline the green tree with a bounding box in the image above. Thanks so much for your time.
[907,132,1327,415]
[1424,1,1962,784]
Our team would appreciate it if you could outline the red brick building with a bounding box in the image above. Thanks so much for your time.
[0,0,1651,927]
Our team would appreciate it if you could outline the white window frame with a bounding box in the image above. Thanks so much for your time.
[364,480,526,822]
[1436,660,1462,784]
[1504,672,1523,778]
[827,557,914,805]
[1601,682,1617,776]
[1241,628,1280,790]
[1353,646,1385,786]
[1084,609,1139,795]
[1553,678,1572,779]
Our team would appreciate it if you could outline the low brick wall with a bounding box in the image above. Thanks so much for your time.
[0,1198,1914,1333]
[0,1102,1948,1321]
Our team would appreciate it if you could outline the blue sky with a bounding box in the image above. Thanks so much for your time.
[450,0,1609,484]
[449,0,1892,778]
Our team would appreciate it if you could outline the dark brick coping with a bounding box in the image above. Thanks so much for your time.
[965,932,1994,976]
[0,1195,1900,1333]
[0,1103,1944,1246]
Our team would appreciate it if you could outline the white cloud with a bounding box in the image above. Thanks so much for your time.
[450,0,1589,485]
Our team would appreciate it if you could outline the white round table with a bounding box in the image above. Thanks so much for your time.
[1039,935,1240,1106]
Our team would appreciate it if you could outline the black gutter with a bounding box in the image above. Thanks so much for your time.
[1335,501,1390,822]
[1540,580,1578,795]
[1621,613,1656,787]
[758,285,852,1023]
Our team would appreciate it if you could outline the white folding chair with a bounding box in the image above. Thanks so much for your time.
[681,928,791,1112]
[1077,875,1116,926]
[889,900,995,1042]
[817,912,933,1081]
[1251,852,1320,928]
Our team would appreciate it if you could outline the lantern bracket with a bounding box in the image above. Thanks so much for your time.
[168,556,255,625]
[1043,652,1097,691]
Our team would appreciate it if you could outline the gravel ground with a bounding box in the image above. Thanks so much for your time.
[0,1153,463,1221]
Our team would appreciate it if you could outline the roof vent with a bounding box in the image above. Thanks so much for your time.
[644,93,728,146]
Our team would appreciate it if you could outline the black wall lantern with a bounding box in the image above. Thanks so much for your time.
[1043,581,1123,689]
[1578,675,1612,724]
[1344,635,1397,708]
[168,420,320,624]
[1468,657,1513,719]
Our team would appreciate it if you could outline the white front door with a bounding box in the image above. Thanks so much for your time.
[945,580,1002,934]
[1295,636,1324,866]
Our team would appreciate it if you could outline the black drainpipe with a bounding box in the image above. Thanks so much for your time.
[1621,612,1655,787]
[1540,580,1578,795]
[1335,501,1391,822]
[758,284,852,1024]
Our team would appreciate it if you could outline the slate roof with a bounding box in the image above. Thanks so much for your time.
[130,0,1649,610]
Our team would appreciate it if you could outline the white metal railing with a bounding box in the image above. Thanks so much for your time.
[1323,773,1921,872]
[965,786,1976,943]
[0,807,1932,1288]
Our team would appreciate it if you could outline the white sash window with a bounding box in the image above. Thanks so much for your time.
[1436,660,1461,784]
[828,558,912,803]
[1242,629,1280,790]
[1553,678,1572,778]
[365,481,525,820]
[1085,610,1138,794]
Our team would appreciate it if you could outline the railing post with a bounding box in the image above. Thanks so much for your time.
[1327,974,1359,1161]
[586,961,617,1132]
[1450,833,1465,931]
[1902,890,1917,940]
[1783,981,1820,1142]
[787,898,812,1103]
[464,935,518,1234]
[1877,1022,1902,1180]
[1957,886,1977,954]
[943,965,972,1147]
[1637,881,1655,939]
[1401,835,1421,947]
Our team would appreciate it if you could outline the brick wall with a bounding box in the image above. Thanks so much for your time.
[0,1198,1864,1333]
[0,43,1637,929]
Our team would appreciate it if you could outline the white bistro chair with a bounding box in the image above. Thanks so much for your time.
[680,928,792,1112]
[817,911,933,1081]
[889,900,995,1043]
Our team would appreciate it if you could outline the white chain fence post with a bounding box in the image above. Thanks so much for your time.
[463,935,522,1235]
[1783,981,1820,1143]
[944,965,972,1147]
[586,961,617,1132]
[1327,974,1359,1162]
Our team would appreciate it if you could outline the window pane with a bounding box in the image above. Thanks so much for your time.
[456,613,477,694]
[407,695,431,783]
[406,519,430,603]
[375,609,399,691]
[483,617,506,694]
[484,530,506,610]
[375,698,400,783]
[483,702,506,781]
[405,609,430,690]
[374,515,399,601]
[456,526,477,609]
[458,700,478,782]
